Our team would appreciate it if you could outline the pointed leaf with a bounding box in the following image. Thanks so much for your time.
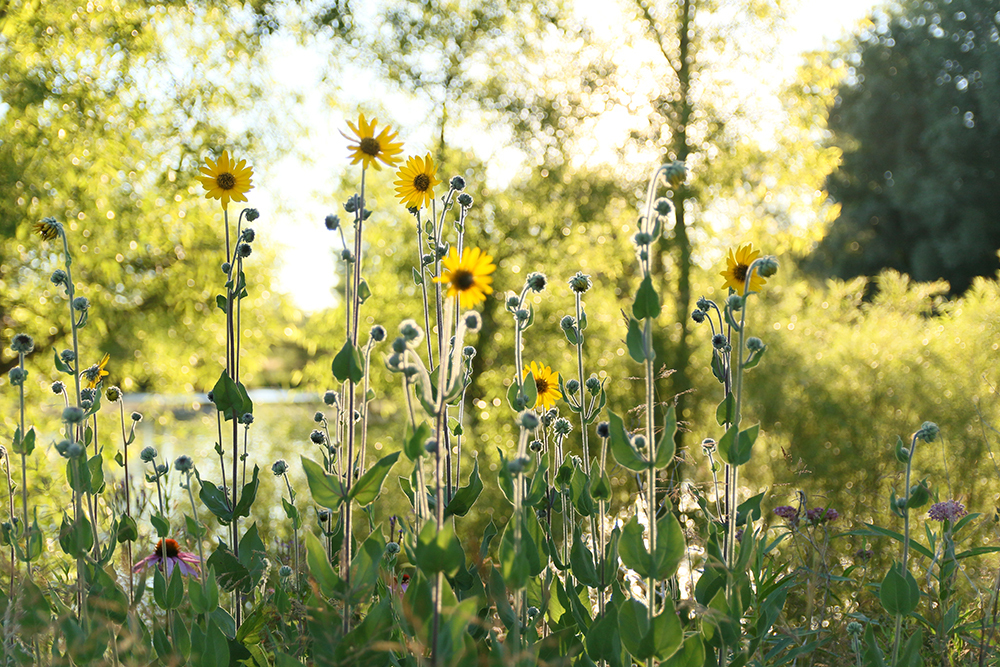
[349,451,400,506]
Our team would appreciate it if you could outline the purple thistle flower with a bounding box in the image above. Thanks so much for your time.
[774,505,799,527]
[132,538,201,578]
[928,500,967,523]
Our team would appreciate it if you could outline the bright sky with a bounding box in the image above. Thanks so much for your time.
[252,0,880,313]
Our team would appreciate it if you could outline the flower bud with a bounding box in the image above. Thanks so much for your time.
[8,368,27,386]
[279,565,293,577]
[271,459,289,476]
[370,325,386,342]
[131,411,143,422]
[525,272,546,293]
[917,421,939,443]
[140,446,158,463]
[323,390,337,406]
[457,193,473,207]
[519,411,540,430]
[105,386,122,402]
[51,381,65,394]
[450,176,466,191]
[62,406,85,424]
[654,198,672,215]
[596,422,610,439]
[746,337,765,352]
[174,455,194,473]
[726,294,743,311]
[691,309,706,323]
[310,430,326,445]
[712,333,728,350]
[757,255,779,278]
[565,379,580,395]
[50,269,68,286]
[325,214,341,231]
[553,418,573,436]
[241,228,256,243]
[568,272,592,294]
[245,209,260,222]
[72,297,90,312]
[463,312,482,333]
[10,333,34,354]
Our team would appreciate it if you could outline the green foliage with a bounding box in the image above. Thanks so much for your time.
[813,0,1000,293]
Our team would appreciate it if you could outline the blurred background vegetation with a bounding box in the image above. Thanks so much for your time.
[1,0,998,556]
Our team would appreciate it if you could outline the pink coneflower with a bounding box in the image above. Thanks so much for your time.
[928,500,967,523]
[132,538,201,577]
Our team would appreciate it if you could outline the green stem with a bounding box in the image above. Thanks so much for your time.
[891,432,921,665]
[184,471,207,585]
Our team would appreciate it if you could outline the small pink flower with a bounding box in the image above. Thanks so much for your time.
[133,538,201,577]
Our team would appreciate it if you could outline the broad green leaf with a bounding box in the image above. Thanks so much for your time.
[350,451,400,506]
[404,421,431,461]
[414,520,465,576]
[626,317,649,363]
[716,393,734,426]
[879,562,920,616]
[653,405,678,469]
[570,524,599,587]
[631,274,661,320]
[332,338,364,384]
[12,426,35,456]
[301,456,346,509]
[210,371,248,421]
[618,597,682,661]
[304,531,340,597]
[199,479,233,525]
[445,457,483,518]
[608,411,648,472]
[232,465,260,519]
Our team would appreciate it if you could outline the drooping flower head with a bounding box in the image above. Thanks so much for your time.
[34,217,63,241]
[342,112,404,171]
[82,353,110,389]
[720,242,767,295]
[434,247,496,309]
[394,154,441,209]
[132,538,201,577]
[523,362,562,411]
[199,150,254,209]
[928,500,967,523]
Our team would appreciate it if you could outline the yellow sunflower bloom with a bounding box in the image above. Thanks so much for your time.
[34,217,62,241]
[83,353,111,389]
[434,247,496,309]
[342,112,404,171]
[523,362,562,411]
[394,154,441,210]
[199,150,254,209]
[720,242,767,294]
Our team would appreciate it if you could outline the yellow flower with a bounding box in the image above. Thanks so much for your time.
[523,362,562,411]
[83,353,110,389]
[34,217,62,241]
[342,112,404,171]
[434,247,496,309]
[720,242,767,294]
[394,154,441,209]
[199,150,254,209]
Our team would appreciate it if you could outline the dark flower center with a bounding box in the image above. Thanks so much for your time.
[155,538,180,558]
[535,377,549,396]
[453,269,475,290]
[216,173,236,190]
[734,264,749,282]
[413,173,431,191]
[360,137,381,156]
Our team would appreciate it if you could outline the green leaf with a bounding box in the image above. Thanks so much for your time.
[863,624,887,667]
[191,619,230,667]
[150,512,170,538]
[608,411,648,472]
[357,278,372,304]
[66,457,91,494]
[404,421,431,461]
[586,597,623,666]
[717,423,760,467]
[332,338,364,384]
[626,316,649,363]
[301,456,346,509]
[445,457,483,518]
[211,371,248,421]
[411,267,423,285]
[87,453,105,494]
[498,521,531,590]
[349,451,400,506]
[53,348,74,374]
[479,519,498,563]
[114,513,137,544]
[618,597,683,661]
[12,426,35,456]
[414,520,465,576]
[653,405,677,469]
[570,464,594,517]
[880,562,920,616]
[591,469,612,502]
[198,479,233,525]
[189,568,219,614]
[570,524,599,587]
[618,514,686,580]
[232,465,260,520]
[716,393,734,426]
[631,274,661,320]
[304,531,340,597]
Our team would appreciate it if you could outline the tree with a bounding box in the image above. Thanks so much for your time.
[811,0,1000,294]
[0,0,288,396]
